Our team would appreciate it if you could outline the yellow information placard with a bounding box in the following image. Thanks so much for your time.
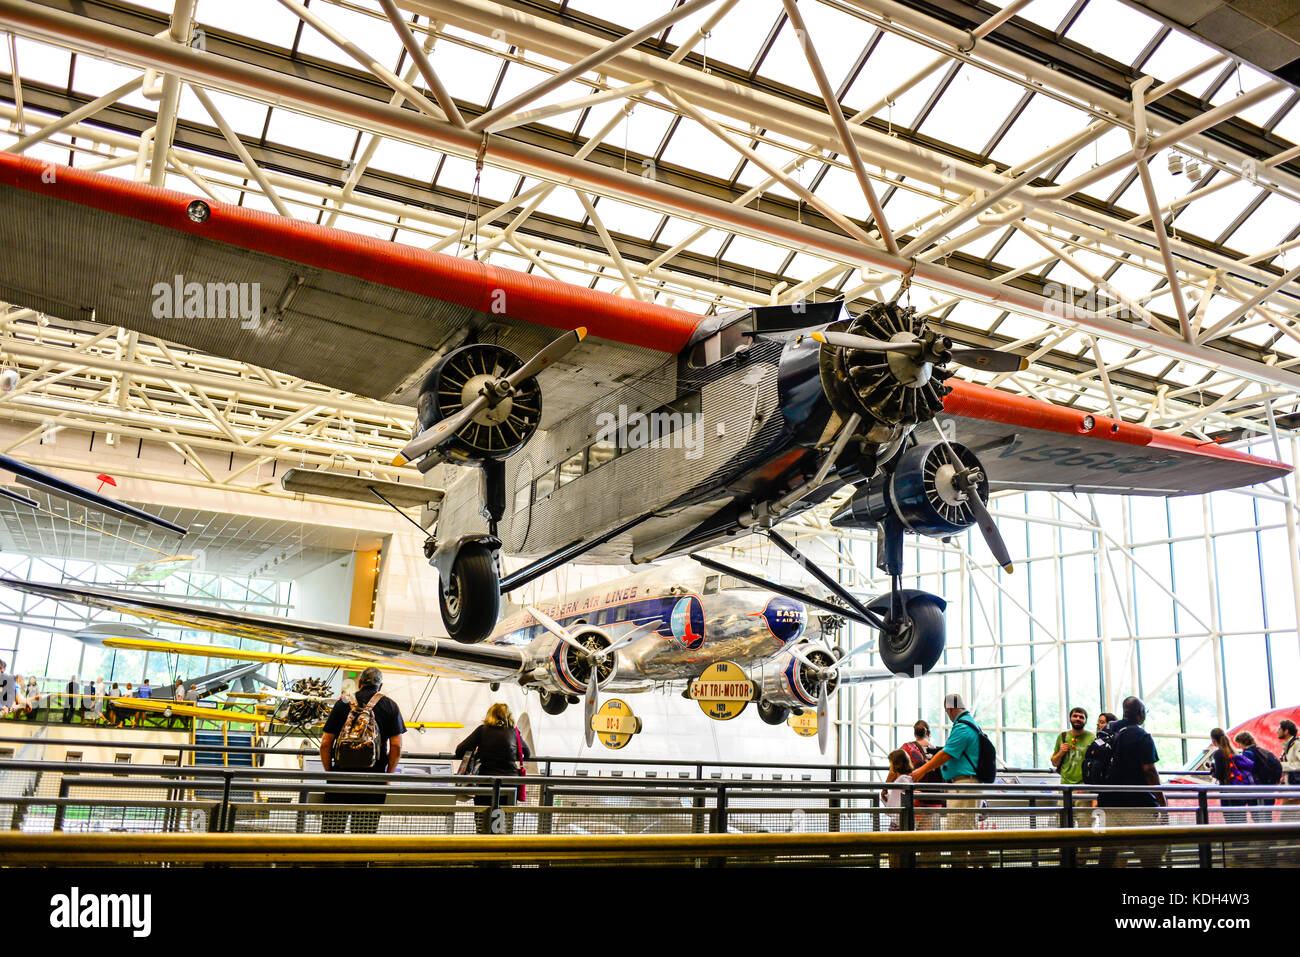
[593,698,641,750]
[689,661,753,720]
[788,710,818,737]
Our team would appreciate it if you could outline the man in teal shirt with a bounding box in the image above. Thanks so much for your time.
[1051,707,1095,786]
[909,693,983,834]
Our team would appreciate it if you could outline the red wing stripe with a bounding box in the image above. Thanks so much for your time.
[943,378,1289,470]
[0,154,702,353]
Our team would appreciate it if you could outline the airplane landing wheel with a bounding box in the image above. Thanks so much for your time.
[758,700,789,726]
[878,593,946,675]
[440,544,499,643]
[539,689,568,715]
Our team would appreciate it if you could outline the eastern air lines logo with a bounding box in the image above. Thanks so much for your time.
[668,596,706,650]
[758,596,805,645]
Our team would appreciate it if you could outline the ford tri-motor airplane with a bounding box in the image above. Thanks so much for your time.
[0,154,1290,682]
[3,558,1005,752]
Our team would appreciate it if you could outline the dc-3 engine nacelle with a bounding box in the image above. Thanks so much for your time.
[527,625,618,697]
[757,642,840,711]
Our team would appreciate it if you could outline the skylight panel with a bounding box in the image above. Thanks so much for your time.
[840,31,947,126]
[264,108,358,160]
[1172,180,1263,240]
[1271,103,1300,147]
[369,137,442,181]
[1052,126,1145,201]
[950,224,1010,260]
[735,142,807,199]
[811,164,871,221]
[1208,64,1275,109]
[295,3,404,75]
[1109,151,1195,216]
[70,57,150,110]
[881,187,945,234]
[490,61,592,120]
[534,188,587,222]
[686,0,784,71]
[946,300,1011,333]
[434,153,521,200]
[1013,0,1078,32]
[782,253,840,282]
[618,102,677,158]
[986,311,1049,341]
[587,197,662,237]
[919,65,1027,152]
[563,0,675,28]
[1138,28,1225,96]
[759,4,869,94]
[13,39,71,87]
[421,39,502,108]
[989,229,1051,273]
[1065,0,1160,67]
[195,0,302,49]
[990,94,1092,167]
[658,116,729,171]
[1233,322,1284,346]
[685,228,728,257]
[656,216,707,248]
[1106,263,1159,300]
[720,233,792,274]
[177,87,268,139]
[1223,193,1300,256]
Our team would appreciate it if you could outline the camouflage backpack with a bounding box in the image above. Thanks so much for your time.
[332,692,385,771]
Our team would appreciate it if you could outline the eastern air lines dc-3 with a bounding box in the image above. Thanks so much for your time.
[0,153,1290,746]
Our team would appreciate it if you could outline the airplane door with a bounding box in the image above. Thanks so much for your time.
[508,459,532,551]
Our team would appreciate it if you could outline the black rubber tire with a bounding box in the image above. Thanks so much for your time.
[539,689,568,715]
[439,544,500,643]
[758,700,790,726]
[879,593,946,675]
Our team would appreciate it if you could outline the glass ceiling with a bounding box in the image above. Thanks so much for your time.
[1,0,1298,440]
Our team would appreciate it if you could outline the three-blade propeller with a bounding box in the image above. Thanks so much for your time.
[930,423,1014,574]
[784,640,874,755]
[811,330,1028,373]
[394,327,586,467]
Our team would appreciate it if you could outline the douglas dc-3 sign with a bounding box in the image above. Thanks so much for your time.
[0,154,1289,745]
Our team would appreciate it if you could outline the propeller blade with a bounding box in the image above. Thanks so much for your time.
[833,639,876,669]
[954,471,1015,574]
[817,679,830,756]
[786,644,826,674]
[523,604,592,657]
[949,347,1028,373]
[506,327,588,389]
[810,330,919,354]
[393,393,489,466]
[584,668,598,748]
[599,618,662,659]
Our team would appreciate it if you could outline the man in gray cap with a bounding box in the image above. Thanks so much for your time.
[319,666,406,834]
[909,692,985,839]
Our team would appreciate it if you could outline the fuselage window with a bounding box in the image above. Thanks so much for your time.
[558,449,586,486]
[588,436,618,470]
[703,575,720,595]
[534,467,557,500]
[688,333,723,368]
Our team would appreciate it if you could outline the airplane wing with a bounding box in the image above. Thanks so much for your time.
[837,661,1013,685]
[0,155,1285,494]
[0,154,695,426]
[941,380,1288,496]
[1,577,526,684]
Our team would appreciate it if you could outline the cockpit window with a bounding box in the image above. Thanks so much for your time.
[703,575,720,595]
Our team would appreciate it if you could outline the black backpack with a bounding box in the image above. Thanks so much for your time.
[1249,745,1283,785]
[957,717,998,784]
[1081,723,1131,785]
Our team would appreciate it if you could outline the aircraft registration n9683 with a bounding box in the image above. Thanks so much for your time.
[0,153,1289,703]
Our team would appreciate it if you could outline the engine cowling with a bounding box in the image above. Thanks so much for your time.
[414,343,541,465]
[833,440,987,538]
[528,626,618,695]
[757,643,839,710]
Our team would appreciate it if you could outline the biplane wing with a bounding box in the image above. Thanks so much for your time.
[98,636,430,675]
[109,696,269,725]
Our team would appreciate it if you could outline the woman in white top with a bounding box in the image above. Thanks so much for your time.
[85,676,105,724]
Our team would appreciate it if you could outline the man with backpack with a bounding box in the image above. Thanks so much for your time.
[319,667,406,835]
[908,693,994,854]
[1084,696,1165,866]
